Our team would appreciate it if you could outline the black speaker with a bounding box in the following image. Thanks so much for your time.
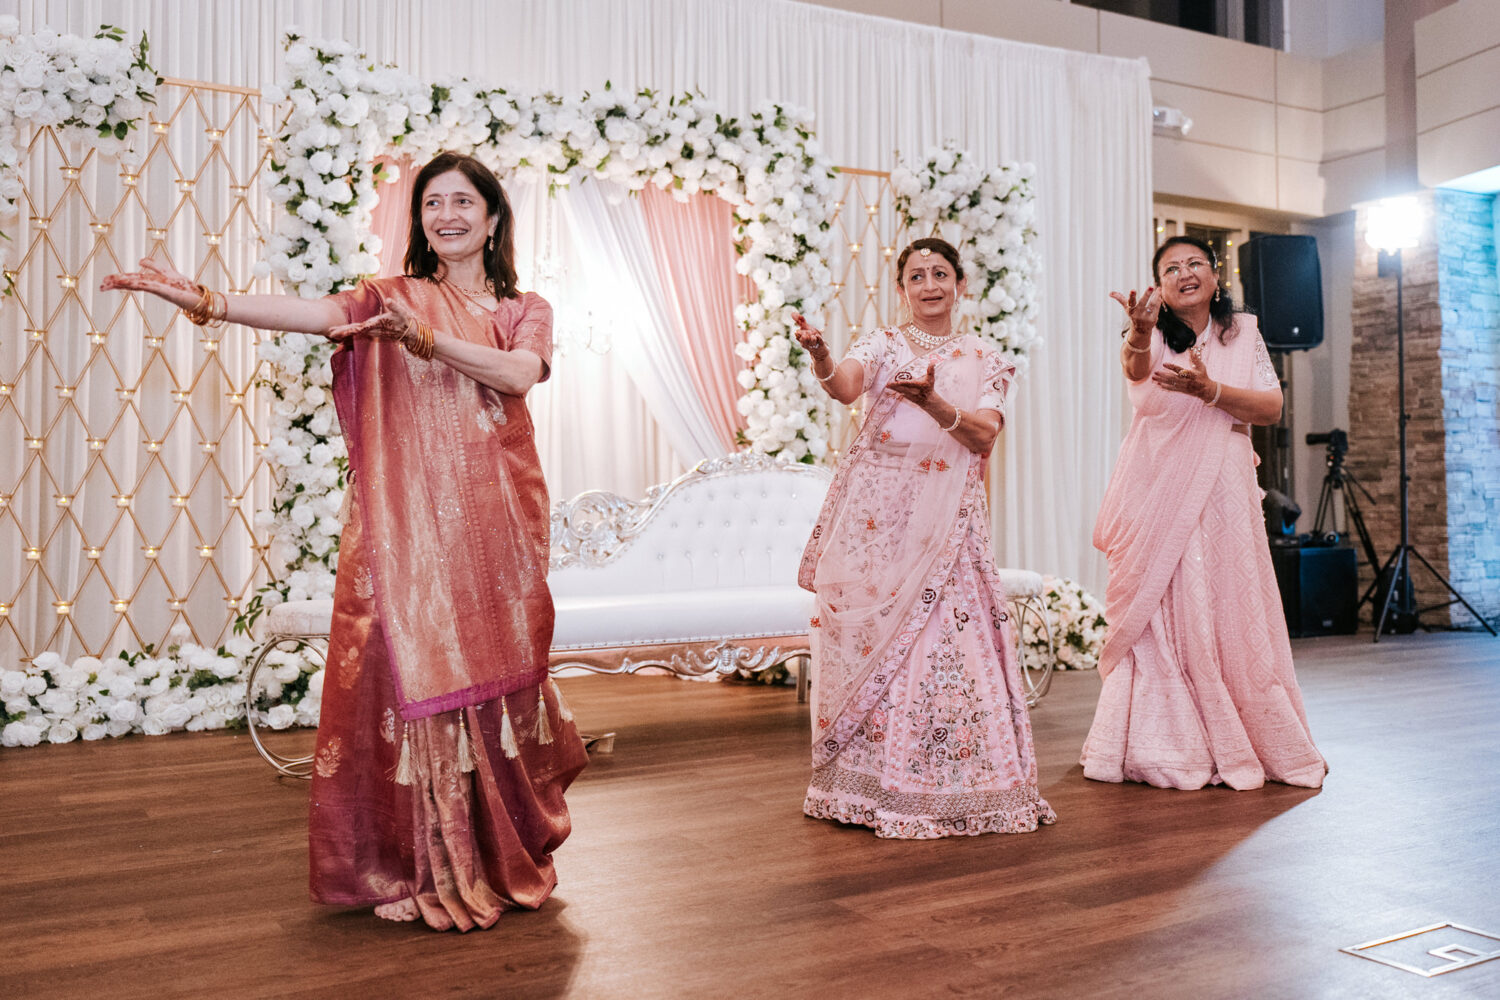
[1270,544,1358,637]
[1238,235,1324,350]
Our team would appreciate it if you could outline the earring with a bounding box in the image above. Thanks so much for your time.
[1214,287,1222,302]
[487,233,495,253]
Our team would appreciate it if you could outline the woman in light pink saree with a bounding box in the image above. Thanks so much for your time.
[103,152,587,929]
[1082,235,1326,790]
[792,238,1056,839]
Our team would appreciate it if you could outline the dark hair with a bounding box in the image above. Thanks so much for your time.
[403,151,519,299]
[1151,235,1236,353]
[895,237,964,287]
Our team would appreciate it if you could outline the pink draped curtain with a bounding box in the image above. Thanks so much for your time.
[371,157,417,277]
[366,166,748,451]
[638,185,747,449]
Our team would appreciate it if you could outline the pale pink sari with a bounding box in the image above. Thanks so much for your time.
[1082,313,1327,790]
[309,277,587,930]
[799,331,1056,839]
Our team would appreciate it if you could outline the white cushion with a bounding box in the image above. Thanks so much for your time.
[995,569,1044,600]
[548,469,825,597]
[265,598,334,637]
[552,586,813,649]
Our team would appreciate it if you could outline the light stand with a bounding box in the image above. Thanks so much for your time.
[1363,199,1496,641]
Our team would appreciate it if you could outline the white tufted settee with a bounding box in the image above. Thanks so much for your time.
[547,452,832,696]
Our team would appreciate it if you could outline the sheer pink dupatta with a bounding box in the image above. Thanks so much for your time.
[1093,315,1258,678]
[799,342,989,761]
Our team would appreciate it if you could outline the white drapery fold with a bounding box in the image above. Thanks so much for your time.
[17,0,1153,593]
[558,179,725,469]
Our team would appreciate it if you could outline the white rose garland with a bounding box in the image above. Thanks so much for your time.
[893,141,1042,369]
[0,19,160,295]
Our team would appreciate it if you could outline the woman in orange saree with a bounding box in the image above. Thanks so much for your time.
[792,238,1056,839]
[103,151,587,930]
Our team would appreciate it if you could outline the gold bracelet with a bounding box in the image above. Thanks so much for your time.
[942,407,963,432]
[205,290,228,329]
[1121,330,1152,354]
[181,284,213,326]
[403,318,435,361]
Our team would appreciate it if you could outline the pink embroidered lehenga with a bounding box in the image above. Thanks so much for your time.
[1081,313,1327,790]
[799,330,1056,839]
[308,277,587,930]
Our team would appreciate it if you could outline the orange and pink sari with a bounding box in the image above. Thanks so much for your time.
[308,277,587,930]
[799,330,1056,839]
[1082,313,1326,789]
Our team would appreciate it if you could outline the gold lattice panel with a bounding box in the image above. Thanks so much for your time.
[0,80,279,665]
[821,168,907,445]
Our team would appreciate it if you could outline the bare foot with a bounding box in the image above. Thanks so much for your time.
[374,898,419,922]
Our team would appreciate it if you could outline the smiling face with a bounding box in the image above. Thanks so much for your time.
[419,170,496,267]
[899,250,966,326]
[1155,242,1217,314]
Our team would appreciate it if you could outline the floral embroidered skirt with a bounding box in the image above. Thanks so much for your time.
[804,540,1057,840]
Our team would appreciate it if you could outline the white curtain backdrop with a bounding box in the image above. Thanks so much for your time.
[509,179,686,502]
[559,180,726,468]
[15,0,1154,594]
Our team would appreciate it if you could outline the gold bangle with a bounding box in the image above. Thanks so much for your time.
[1121,329,1152,354]
[403,318,435,361]
[181,284,213,326]
[206,290,229,329]
[942,407,963,432]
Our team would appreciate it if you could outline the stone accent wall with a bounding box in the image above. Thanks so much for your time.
[1348,190,1500,630]
[1438,190,1500,627]
[1349,193,1450,623]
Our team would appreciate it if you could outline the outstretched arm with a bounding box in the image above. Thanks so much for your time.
[327,306,547,396]
[793,313,863,405]
[102,258,347,335]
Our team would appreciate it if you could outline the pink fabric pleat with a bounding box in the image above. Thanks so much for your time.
[638,185,747,450]
[1082,314,1327,789]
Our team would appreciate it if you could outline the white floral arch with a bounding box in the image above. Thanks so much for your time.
[1,26,1064,748]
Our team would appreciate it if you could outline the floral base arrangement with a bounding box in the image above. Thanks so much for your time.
[0,629,322,747]
[1020,575,1108,671]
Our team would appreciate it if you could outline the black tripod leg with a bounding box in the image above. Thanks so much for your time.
[1373,548,1408,643]
[1361,545,1401,608]
[1406,547,1498,636]
[1341,481,1380,570]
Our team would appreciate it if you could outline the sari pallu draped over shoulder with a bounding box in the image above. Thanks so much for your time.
[799,338,988,768]
[331,277,554,719]
[1092,318,1255,680]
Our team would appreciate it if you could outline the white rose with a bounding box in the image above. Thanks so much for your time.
[107,699,139,724]
[267,704,297,730]
[2,721,43,747]
[81,723,108,741]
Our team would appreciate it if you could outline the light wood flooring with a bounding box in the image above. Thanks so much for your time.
[3,631,1499,999]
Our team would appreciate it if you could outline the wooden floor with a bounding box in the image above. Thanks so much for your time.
[4,631,1499,1000]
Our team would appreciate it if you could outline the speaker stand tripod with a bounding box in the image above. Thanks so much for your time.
[1366,247,1496,642]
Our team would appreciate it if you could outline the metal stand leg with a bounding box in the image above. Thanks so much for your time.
[244,634,326,779]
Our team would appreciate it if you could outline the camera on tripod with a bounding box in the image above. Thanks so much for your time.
[1306,428,1348,461]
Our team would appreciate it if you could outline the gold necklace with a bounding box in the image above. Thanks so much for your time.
[903,322,956,350]
[443,276,495,302]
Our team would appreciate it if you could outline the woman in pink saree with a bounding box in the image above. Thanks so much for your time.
[103,152,587,929]
[792,238,1056,839]
[1082,235,1326,790]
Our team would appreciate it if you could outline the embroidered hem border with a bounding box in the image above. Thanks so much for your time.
[804,765,1057,840]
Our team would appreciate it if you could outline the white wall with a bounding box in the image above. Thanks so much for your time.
[1415,0,1500,189]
